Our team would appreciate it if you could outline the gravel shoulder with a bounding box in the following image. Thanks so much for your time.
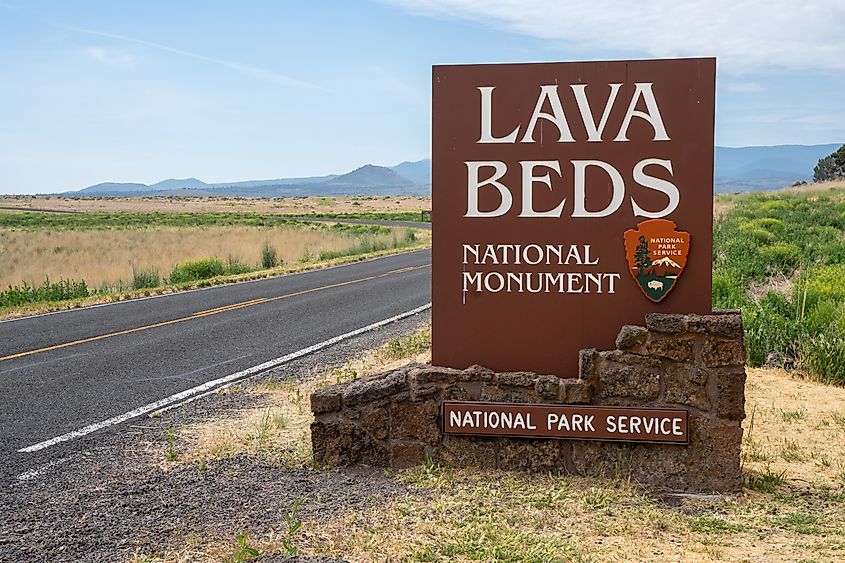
[1,311,431,563]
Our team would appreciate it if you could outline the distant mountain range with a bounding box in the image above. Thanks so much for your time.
[69,162,429,198]
[714,144,842,192]
[63,144,841,197]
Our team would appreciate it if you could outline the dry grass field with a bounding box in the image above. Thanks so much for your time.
[140,326,845,563]
[714,178,845,216]
[0,195,431,216]
[0,225,405,290]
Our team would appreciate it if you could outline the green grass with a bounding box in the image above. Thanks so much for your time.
[380,325,432,360]
[318,228,417,261]
[0,211,422,231]
[0,277,89,307]
[290,211,429,222]
[714,188,845,384]
[744,466,787,493]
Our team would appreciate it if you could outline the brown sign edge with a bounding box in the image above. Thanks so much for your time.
[440,400,690,446]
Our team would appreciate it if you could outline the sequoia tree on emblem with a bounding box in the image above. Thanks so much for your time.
[623,219,691,302]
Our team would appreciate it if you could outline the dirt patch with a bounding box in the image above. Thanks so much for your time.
[742,368,845,490]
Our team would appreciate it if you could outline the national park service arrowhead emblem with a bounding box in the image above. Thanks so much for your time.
[623,219,690,303]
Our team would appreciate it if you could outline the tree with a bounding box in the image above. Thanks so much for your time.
[814,144,845,182]
[634,235,652,273]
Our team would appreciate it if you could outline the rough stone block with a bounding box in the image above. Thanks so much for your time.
[437,435,497,468]
[310,386,342,414]
[685,418,743,492]
[687,313,743,339]
[615,325,649,352]
[391,401,441,445]
[579,348,598,380]
[664,365,710,411]
[602,350,661,367]
[311,420,389,467]
[479,383,538,403]
[497,371,537,388]
[362,407,389,440]
[443,384,474,401]
[392,441,426,469]
[498,438,567,472]
[461,364,496,381]
[535,375,561,399]
[645,313,688,333]
[647,335,696,362]
[713,368,747,421]
[410,365,463,384]
[412,383,441,401]
[702,337,746,368]
[597,366,660,400]
[342,370,407,406]
[561,380,594,404]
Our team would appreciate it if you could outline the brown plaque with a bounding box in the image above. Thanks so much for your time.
[442,401,688,444]
[432,58,715,376]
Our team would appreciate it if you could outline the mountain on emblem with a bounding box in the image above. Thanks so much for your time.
[623,219,691,303]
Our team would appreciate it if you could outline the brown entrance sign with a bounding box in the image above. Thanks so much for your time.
[442,401,689,444]
[432,58,716,376]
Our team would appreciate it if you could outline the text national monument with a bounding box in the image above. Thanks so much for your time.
[312,58,748,493]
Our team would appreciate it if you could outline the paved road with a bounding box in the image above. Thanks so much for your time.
[0,249,431,470]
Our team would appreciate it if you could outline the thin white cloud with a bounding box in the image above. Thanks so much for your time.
[723,81,764,93]
[370,65,427,107]
[387,0,845,72]
[85,46,136,67]
[64,25,329,91]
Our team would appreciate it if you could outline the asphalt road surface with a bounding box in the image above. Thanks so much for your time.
[1,248,431,477]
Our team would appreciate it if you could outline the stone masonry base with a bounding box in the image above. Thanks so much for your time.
[311,311,746,492]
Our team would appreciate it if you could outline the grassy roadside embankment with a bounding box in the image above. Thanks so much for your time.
[714,180,845,385]
[0,211,430,319]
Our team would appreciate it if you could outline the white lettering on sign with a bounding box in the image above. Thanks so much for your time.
[461,244,619,296]
[464,158,679,219]
[451,409,538,430]
[605,415,685,436]
[468,81,678,220]
[478,83,670,144]
[547,413,596,432]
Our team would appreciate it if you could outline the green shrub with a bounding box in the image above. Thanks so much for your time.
[798,333,845,385]
[224,255,252,275]
[712,269,748,310]
[169,258,225,284]
[261,240,278,269]
[0,277,89,307]
[757,243,801,274]
[132,265,160,290]
[799,264,845,308]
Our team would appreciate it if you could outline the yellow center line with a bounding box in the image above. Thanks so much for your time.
[0,264,431,363]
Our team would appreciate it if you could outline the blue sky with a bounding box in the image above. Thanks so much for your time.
[1,0,843,194]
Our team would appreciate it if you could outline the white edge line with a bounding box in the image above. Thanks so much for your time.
[15,456,70,482]
[16,303,431,454]
[0,248,430,325]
